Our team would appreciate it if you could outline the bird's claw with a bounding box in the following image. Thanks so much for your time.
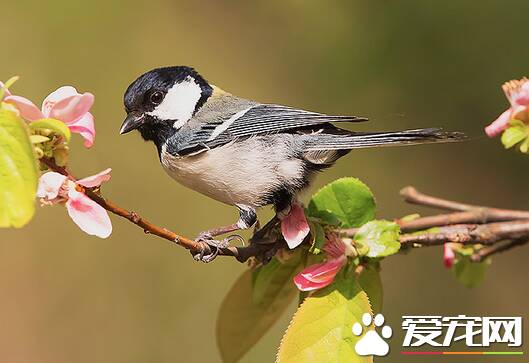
[191,234,244,263]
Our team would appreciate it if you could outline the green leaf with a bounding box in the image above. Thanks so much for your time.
[358,264,383,315]
[307,210,341,226]
[354,220,401,258]
[453,256,490,288]
[29,118,71,142]
[0,109,38,228]
[519,137,529,153]
[277,274,373,363]
[252,254,301,304]
[217,253,302,363]
[508,119,526,128]
[309,222,326,254]
[501,120,529,150]
[308,177,376,228]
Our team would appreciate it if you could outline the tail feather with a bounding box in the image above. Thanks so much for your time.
[305,128,466,151]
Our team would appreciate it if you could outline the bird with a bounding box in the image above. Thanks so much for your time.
[120,66,465,262]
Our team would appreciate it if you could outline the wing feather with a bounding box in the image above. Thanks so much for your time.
[203,104,366,148]
[173,103,367,155]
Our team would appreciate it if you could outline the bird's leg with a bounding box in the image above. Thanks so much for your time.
[192,204,257,263]
[196,224,241,239]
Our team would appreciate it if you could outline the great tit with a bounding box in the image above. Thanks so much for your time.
[120,66,464,261]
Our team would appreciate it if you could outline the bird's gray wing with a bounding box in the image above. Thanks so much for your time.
[171,103,366,156]
[203,104,367,148]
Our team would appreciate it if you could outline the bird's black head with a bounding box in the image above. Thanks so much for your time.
[120,66,213,145]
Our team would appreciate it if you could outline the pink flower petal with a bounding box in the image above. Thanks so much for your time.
[37,172,67,200]
[511,104,529,123]
[4,95,44,121]
[48,92,95,123]
[77,168,112,188]
[293,256,346,291]
[281,203,310,249]
[514,82,529,105]
[485,108,512,137]
[294,274,334,291]
[41,86,80,117]
[66,189,112,238]
[443,243,456,269]
[323,234,346,259]
[67,113,96,148]
[300,256,346,282]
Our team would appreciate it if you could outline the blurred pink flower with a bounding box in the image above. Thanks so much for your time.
[293,234,347,291]
[281,203,310,249]
[4,86,96,147]
[485,78,529,137]
[37,169,112,238]
[443,243,456,268]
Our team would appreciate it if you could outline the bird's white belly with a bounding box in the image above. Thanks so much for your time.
[160,138,304,207]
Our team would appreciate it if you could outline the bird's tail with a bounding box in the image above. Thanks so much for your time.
[305,128,466,151]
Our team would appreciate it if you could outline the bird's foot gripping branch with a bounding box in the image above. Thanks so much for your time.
[1,76,529,362]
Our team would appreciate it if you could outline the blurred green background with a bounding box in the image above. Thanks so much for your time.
[1,0,529,362]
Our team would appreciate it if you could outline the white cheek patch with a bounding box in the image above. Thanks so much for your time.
[147,76,202,129]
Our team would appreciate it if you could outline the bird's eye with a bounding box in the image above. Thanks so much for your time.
[149,91,164,105]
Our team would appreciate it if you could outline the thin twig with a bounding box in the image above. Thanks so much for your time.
[40,158,264,262]
[471,239,529,262]
[398,221,529,247]
[396,210,529,232]
[342,187,529,237]
[400,186,529,219]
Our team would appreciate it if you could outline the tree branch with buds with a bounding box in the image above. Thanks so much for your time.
[40,157,280,263]
[41,157,529,266]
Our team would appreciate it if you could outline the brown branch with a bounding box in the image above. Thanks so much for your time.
[39,158,528,264]
[341,210,529,236]
[400,186,529,219]
[396,210,529,232]
[342,187,529,237]
[340,188,529,260]
[398,221,529,247]
[471,239,529,262]
[40,158,267,262]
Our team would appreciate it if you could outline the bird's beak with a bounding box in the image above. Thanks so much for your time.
[120,113,144,134]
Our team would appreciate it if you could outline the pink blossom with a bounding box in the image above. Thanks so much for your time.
[4,86,96,147]
[485,78,529,137]
[37,169,112,238]
[281,203,310,249]
[293,235,348,291]
[36,172,67,200]
[443,243,456,268]
[76,168,112,187]
[324,233,347,258]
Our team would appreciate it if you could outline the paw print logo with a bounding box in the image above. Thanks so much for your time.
[352,313,392,357]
